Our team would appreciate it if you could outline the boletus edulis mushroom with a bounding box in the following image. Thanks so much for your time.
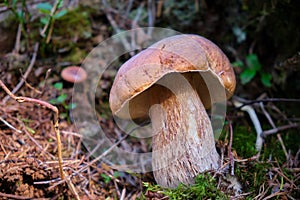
[109,34,236,188]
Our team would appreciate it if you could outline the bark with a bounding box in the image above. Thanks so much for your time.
[149,73,220,188]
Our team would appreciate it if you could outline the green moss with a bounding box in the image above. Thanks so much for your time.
[142,173,228,200]
[53,6,92,41]
[235,161,271,192]
[64,47,87,64]
[232,125,258,158]
[231,125,299,198]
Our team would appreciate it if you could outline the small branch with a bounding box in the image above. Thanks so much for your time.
[13,23,22,53]
[156,0,164,17]
[262,124,300,136]
[263,191,289,200]
[125,0,134,17]
[228,121,234,175]
[120,188,126,200]
[3,42,39,103]
[49,131,130,189]
[233,98,264,151]
[233,96,300,110]
[131,2,145,50]
[0,116,22,133]
[259,102,275,128]
[65,171,80,200]
[260,102,289,160]
[0,192,31,200]
[19,69,42,94]
[0,80,64,180]
[102,0,134,56]
[40,0,60,39]
[147,0,155,36]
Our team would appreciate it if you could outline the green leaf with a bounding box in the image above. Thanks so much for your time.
[113,171,121,178]
[40,16,50,25]
[232,60,244,68]
[56,93,67,103]
[67,103,77,110]
[101,174,111,184]
[16,10,24,22]
[59,112,68,119]
[26,126,36,134]
[240,68,256,84]
[36,2,52,13]
[49,99,58,104]
[4,0,9,6]
[54,9,67,19]
[12,0,17,7]
[57,0,64,8]
[260,72,272,87]
[232,26,246,43]
[246,54,261,71]
[53,82,63,90]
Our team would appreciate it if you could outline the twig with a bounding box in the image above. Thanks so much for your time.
[20,122,56,160]
[40,68,52,95]
[260,102,289,160]
[0,192,31,200]
[131,2,145,50]
[3,42,39,103]
[271,167,298,188]
[120,188,126,200]
[262,123,300,136]
[233,97,264,151]
[34,178,60,185]
[20,69,42,94]
[147,0,155,35]
[48,132,130,189]
[45,0,60,44]
[61,130,82,138]
[40,0,59,40]
[263,191,288,200]
[13,23,22,53]
[0,116,22,133]
[125,0,134,17]
[65,171,80,200]
[0,80,64,180]
[0,140,7,155]
[156,0,164,17]
[228,121,234,175]
[234,96,300,110]
[276,134,289,160]
[259,102,275,127]
[102,0,134,56]
[233,153,260,162]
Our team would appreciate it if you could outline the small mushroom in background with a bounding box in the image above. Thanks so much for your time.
[109,34,236,188]
[61,66,87,83]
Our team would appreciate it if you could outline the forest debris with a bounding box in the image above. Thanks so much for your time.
[0,80,64,180]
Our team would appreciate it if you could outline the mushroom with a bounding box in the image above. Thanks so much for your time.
[61,66,87,83]
[109,34,236,188]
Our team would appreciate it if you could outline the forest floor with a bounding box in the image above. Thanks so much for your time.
[0,1,299,199]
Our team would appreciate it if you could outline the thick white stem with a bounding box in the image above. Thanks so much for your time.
[149,73,220,188]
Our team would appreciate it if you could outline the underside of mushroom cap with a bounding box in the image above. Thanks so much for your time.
[109,34,236,120]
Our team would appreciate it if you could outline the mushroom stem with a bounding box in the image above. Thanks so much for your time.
[149,73,220,188]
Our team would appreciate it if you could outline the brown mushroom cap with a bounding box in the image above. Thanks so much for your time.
[109,34,236,120]
[61,66,87,83]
